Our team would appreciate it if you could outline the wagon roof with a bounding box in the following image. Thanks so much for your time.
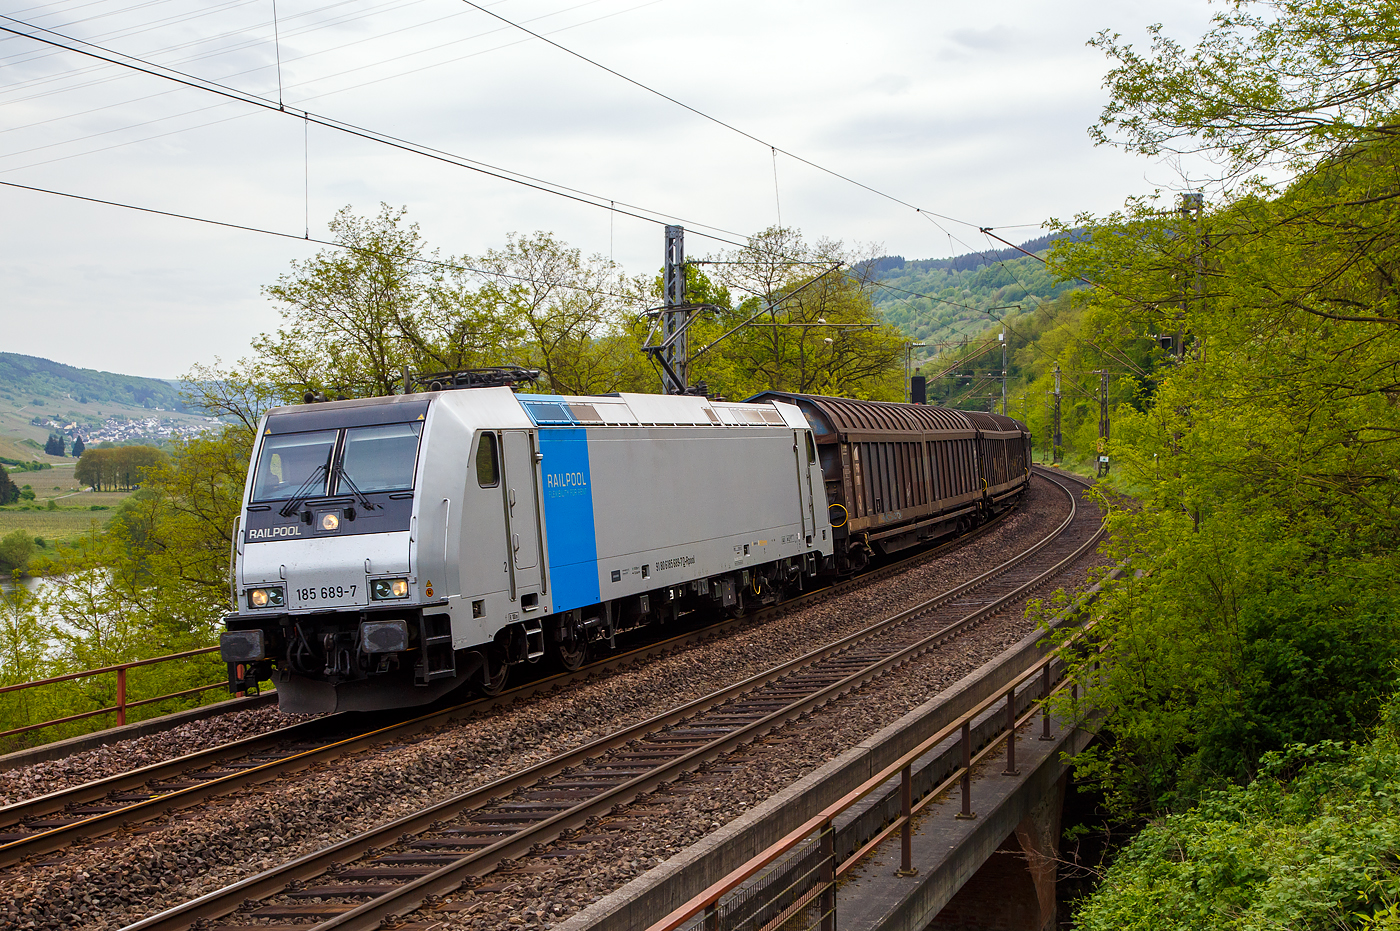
[747,392,979,433]
[959,410,1027,433]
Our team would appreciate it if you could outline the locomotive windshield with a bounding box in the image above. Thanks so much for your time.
[251,423,423,502]
[340,422,422,493]
[252,430,337,501]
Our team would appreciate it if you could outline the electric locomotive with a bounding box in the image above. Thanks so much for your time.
[220,388,833,713]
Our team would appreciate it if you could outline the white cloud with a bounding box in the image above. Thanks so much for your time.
[0,0,1218,376]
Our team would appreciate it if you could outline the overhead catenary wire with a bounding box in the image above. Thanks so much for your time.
[0,177,646,301]
[3,2,1115,359]
[0,0,433,86]
[0,17,1111,382]
[0,12,760,252]
[9,0,1049,281]
[0,0,639,141]
[454,0,1015,235]
[271,0,284,108]
[968,227,1149,379]
[2,0,1055,294]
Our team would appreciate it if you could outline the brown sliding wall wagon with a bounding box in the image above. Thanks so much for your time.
[748,393,1032,573]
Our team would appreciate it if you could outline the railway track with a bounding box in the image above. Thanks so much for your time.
[0,473,1037,869]
[118,466,1103,931]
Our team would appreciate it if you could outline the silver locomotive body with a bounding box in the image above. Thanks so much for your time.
[221,388,833,713]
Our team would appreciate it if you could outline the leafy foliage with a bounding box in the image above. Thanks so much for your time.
[688,227,906,400]
[1078,713,1400,931]
[0,431,244,750]
[0,529,36,575]
[1091,0,1400,184]
[1046,0,1400,829]
[74,446,169,491]
[194,209,907,418]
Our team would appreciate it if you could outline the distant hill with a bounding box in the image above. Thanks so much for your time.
[867,231,1087,349]
[0,353,186,411]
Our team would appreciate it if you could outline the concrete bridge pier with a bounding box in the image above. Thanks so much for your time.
[926,775,1066,931]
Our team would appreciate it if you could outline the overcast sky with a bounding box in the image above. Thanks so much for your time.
[0,0,1217,378]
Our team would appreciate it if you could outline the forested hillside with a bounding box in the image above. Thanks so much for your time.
[0,353,185,410]
[866,232,1086,347]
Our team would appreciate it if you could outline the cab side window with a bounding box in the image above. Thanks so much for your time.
[476,432,499,487]
[805,432,817,464]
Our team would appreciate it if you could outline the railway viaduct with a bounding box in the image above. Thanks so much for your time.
[558,571,1117,931]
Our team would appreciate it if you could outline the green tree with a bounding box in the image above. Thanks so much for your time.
[693,227,906,399]
[0,585,52,739]
[1042,0,1400,818]
[0,529,37,575]
[1077,704,1400,931]
[74,446,168,491]
[108,427,250,628]
[0,465,18,505]
[473,231,653,395]
[1091,0,1400,185]
[255,204,525,400]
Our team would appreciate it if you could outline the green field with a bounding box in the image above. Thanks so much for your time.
[47,489,126,507]
[0,507,117,543]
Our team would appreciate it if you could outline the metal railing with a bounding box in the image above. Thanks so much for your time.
[0,646,234,742]
[646,624,1101,931]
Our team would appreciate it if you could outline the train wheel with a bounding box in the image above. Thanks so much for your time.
[552,617,588,672]
[478,646,509,696]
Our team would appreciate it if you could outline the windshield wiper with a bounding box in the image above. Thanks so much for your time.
[278,463,329,518]
[337,471,377,511]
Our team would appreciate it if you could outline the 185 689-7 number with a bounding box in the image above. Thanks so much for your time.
[297,585,356,601]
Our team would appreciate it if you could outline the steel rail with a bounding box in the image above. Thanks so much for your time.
[0,481,1027,865]
[120,470,1101,931]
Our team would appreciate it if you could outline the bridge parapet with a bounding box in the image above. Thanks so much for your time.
[559,569,1121,931]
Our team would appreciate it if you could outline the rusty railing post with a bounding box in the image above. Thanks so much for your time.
[896,764,917,876]
[956,720,975,819]
[116,666,127,726]
[1003,690,1019,776]
[820,820,836,931]
[704,902,717,931]
[1040,664,1053,740]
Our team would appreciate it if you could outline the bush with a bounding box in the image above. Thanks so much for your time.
[1076,731,1400,931]
[0,530,36,574]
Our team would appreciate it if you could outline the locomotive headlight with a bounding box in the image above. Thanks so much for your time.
[247,587,284,609]
[320,512,340,532]
[371,578,410,600]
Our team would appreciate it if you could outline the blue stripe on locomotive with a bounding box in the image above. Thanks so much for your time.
[536,427,601,612]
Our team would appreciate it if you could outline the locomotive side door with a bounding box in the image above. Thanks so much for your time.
[500,430,543,583]
[795,429,818,545]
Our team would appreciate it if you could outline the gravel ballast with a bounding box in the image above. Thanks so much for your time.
[0,476,1102,931]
